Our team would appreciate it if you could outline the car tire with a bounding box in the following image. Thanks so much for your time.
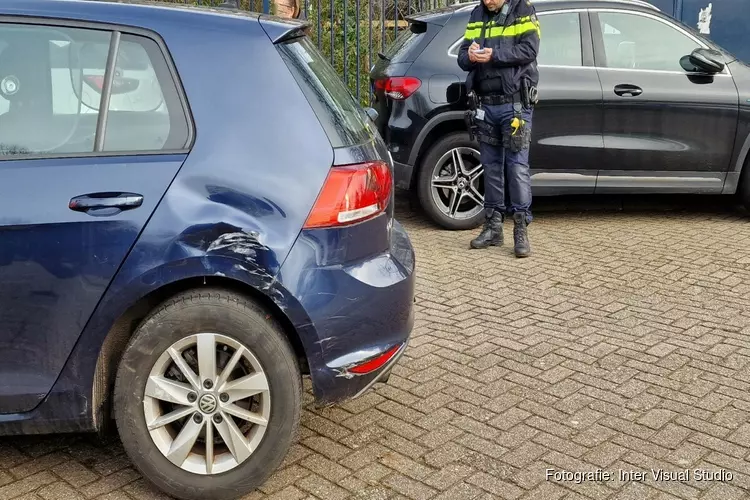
[417,132,486,230]
[113,288,301,500]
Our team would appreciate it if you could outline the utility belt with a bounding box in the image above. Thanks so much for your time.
[477,80,539,108]
[477,92,521,106]
[465,81,538,152]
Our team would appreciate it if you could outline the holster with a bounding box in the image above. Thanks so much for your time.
[465,90,480,141]
[505,125,531,153]
[520,79,539,108]
[504,100,531,153]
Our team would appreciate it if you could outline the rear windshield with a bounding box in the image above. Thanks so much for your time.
[383,22,427,63]
[277,36,373,148]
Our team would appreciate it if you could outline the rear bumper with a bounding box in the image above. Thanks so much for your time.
[277,218,416,406]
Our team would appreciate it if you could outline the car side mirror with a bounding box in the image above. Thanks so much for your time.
[680,48,725,74]
[364,107,378,123]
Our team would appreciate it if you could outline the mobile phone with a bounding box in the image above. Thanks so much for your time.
[475,48,486,54]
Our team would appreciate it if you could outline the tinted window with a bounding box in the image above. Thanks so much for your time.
[537,12,582,66]
[450,13,582,66]
[0,24,189,158]
[384,22,427,63]
[597,12,701,71]
[277,36,373,148]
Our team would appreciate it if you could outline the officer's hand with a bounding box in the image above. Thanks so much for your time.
[468,42,480,62]
[475,47,493,63]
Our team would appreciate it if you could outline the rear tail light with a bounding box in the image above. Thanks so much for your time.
[304,161,392,228]
[374,77,421,100]
[348,344,402,375]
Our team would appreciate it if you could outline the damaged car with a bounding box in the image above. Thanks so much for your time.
[0,1,415,499]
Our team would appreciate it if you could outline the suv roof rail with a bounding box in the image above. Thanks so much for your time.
[453,0,659,12]
[587,0,660,10]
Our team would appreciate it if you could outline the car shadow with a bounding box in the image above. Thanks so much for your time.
[395,191,749,227]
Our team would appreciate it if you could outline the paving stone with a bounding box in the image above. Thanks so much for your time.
[3,198,750,499]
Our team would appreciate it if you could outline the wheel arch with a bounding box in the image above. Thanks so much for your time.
[91,274,308,430]
[730,132,750,197]
[408,111,468,185]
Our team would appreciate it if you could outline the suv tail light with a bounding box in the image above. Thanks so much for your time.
[374,77,421,100]
[304,161,392,228]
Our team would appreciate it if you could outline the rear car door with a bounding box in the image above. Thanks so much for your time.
[0,19,192,414]
[591,8,739,193]
[530,9,603,195]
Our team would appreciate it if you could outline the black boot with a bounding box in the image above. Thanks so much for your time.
[513,212,531,257]
[470,209,504,249]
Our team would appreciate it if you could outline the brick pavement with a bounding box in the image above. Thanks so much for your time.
[2,196,750,500]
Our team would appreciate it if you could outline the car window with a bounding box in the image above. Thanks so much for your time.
[597,12,701,72]
[537,12,582,67]
[0,25,111,156]
[277,35,373,148]
[449,12,582,67]
[385,24,424,63]
[0,24,189,158]
[102,34,190,152]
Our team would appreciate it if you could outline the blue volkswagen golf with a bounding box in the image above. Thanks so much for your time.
[0,1,416,498]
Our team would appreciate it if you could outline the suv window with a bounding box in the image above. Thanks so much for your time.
[537,12,582,67]
[597,12,701,72]
[277,35,373,148]
[384,22,428,64]
[449,12,582,67]
[0,24,189,158]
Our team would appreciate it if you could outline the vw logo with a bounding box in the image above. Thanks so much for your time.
[1,76,19,96]
[198,394,217,414]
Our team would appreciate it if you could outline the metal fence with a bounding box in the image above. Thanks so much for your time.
[171,0,457,105]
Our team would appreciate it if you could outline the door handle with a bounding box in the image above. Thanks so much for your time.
[69,192,144,215]
[614,84,643,97]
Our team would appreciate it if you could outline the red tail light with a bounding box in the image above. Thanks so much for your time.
[374,77,421,100]
[304,161,392,228]
[348,344,402,375]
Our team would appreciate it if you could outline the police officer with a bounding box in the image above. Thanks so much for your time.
[458,0,540,257]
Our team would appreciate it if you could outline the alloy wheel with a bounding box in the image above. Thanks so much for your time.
[143,333,270,475]
[429,147,485,220]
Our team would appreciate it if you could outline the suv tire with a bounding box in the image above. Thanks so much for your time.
[417,132,486,230]
[113,288,301,500]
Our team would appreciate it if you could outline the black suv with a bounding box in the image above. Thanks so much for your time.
[370,0,750,230]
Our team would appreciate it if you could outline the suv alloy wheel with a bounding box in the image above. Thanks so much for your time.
[417,132,486,230]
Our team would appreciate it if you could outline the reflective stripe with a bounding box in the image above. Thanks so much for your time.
[464,17,540,40]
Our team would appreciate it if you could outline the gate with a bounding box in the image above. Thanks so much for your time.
[169,0,456,106]
[171,0,748,106]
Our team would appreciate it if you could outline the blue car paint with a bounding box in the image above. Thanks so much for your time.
[0,154,188,415]
[0,0,415,435]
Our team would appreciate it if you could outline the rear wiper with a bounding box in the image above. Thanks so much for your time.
[377,52,391,62]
